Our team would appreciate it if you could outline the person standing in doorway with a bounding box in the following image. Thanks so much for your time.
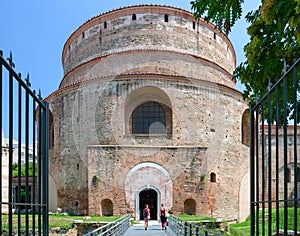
[143,204,150,230]
[160,203,168,230]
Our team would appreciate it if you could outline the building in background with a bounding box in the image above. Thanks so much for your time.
[4,139,35,164]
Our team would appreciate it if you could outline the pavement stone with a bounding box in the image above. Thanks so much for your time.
[124,220,176,236]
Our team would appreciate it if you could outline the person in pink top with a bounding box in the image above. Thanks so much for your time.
[160,203,168,230]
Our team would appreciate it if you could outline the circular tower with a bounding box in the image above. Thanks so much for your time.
[47,5,250,221]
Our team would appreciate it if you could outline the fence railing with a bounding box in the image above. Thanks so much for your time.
[0,50,49,235]
[167,215,221,236]
[83,214,131,236]
[250,58,300,235]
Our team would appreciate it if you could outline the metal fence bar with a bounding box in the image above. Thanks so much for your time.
[42,100,49,236]
[0,50,3,236]
[275,86,280,236]
[250,103,255,235]
[0,50,49,235]
[32,94,37,235]
[292,63,298,234]
[255,103,260,236]
[250,58,300,235]
[8,52,14,234]
[283,73,288,234]
[83,214,130,236]
[267,87,272,235]
[167,215,221,236]
[17,78,22,235]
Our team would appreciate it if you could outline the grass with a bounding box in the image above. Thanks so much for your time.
[177,208,300,236]
[176,213,216,221]
[1,214,120,231]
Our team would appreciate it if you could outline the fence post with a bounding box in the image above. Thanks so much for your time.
[184,222,188,236]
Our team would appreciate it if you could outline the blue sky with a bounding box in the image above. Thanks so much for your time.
[0,0,260,99]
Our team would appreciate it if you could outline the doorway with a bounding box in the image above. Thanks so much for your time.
[139,189,158,220]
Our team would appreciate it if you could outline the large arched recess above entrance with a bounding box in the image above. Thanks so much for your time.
[124,86,172,135]
[125,162,173,220]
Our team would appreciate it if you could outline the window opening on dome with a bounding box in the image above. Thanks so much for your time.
[193,21,196,30]
[132,14,137,21]
[132,101,166,135]
[164,14,169,22]
[213,32,216,40]
[82,31,85,39]
[104,21,107,29]
[210,172,216,182]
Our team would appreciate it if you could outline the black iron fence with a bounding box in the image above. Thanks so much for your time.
[0,51,49,235]
[83,214,130,236]
[250,59,300,235]
[167,215,221,236]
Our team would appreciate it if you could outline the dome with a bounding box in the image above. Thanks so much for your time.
[59,5,236,90]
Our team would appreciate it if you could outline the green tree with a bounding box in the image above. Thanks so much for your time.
[191,0,300,104]
[12,162,37,177]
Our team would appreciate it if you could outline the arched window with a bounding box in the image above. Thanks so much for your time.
[242,109,250,146]
[101,199,113,216]
[132,14,137,21]
[164,14,169,22]
[49,112,54,148]
[132,101,166,134]
[184,199,196,215]
[287,167,291,182]
[210,172,216,182]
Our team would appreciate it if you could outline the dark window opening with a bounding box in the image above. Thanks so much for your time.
[213,32,216,40]
[132,101,166,134]
[164,14,169,22]
[184,199,196,215]
[104,21,107,29]
[82,32,85,39]
[132,14,137,21]
[193,21,196,29]
[287,167,291,182]
[210,172,216,182]
[101,199,113,216]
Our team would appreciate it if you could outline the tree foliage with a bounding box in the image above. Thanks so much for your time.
[12,162,37,177]
[191,0,244,35]
[191,0,300,104]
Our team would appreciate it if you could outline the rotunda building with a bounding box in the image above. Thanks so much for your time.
[46,5,250,221]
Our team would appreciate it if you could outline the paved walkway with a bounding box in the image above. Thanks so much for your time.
[124,220,176,236]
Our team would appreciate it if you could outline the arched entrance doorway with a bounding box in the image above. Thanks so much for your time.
[139,189,158,220]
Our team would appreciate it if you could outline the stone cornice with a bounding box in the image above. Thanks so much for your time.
[45,72,244,102]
